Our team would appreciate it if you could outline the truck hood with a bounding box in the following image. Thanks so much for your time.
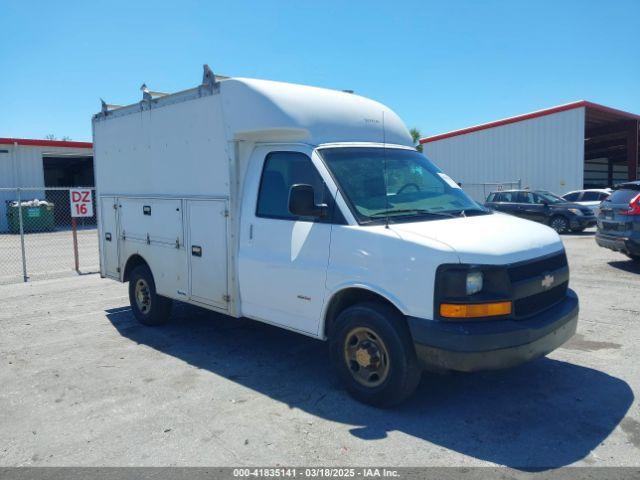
[390,212,563,265]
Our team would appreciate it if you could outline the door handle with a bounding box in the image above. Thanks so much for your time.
[191,245,202,257]
[105,232,112,242]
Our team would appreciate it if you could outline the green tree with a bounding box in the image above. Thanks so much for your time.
[410,128,423,153]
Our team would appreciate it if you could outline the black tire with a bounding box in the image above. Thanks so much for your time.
[550,215,569,233]
[128,264,173,326]
[329,302,421,407]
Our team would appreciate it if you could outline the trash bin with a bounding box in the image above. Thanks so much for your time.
[6,200,55,233]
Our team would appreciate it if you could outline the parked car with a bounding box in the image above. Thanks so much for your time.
[595,181,640,262]
[485,190,597,233]
[562,189,611,214]
[93,66,579,406]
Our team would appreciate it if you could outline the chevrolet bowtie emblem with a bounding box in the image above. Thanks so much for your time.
[541,274,555,289]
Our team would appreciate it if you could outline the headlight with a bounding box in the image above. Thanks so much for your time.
[568,208,583,216]
[466,271,483,295]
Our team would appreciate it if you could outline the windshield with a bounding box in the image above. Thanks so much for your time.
[319,147,486,223]
[537,191,565,204]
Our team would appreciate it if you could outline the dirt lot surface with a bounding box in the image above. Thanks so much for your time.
[1,229,639,470]
[0,228,98,285]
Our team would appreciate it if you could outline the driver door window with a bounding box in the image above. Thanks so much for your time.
[256,152,328,221]
[527,193,548,222]
[515,192,533,204]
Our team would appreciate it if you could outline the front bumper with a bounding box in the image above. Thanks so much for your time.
[407,290,579,372]
[595,232,640,256]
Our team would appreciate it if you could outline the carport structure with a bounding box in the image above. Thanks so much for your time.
[0,138,94,231]
[420,100,639,199]
[582,102,640,188]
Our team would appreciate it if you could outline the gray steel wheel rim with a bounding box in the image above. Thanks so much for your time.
[135,279,151,314]
[343,326,390,388]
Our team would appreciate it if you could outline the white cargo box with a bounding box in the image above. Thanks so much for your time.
[93,66,411,316]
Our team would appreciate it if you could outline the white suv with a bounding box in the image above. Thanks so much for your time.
[562,189,611,215]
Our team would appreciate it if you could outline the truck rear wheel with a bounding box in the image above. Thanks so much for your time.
[329,302,421,407]
[128,265,173,326]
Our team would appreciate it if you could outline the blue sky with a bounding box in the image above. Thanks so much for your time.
[1,0,638,142]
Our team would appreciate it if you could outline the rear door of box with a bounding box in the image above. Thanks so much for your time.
[100,196,120,278]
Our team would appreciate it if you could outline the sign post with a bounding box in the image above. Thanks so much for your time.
[69,189,93,273]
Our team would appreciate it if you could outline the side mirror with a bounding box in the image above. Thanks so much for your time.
[288,184,328,218]
[541,200,549,206]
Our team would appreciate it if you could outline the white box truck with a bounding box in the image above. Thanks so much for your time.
[93,66,578,406]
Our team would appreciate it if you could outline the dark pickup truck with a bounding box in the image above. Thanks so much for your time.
[485,190,597,233]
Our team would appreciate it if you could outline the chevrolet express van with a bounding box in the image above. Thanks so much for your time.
[93,66,579,406]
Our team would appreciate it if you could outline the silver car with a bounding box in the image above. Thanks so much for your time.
[562,189,611,215]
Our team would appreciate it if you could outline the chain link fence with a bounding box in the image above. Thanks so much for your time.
[0,187,99,284]
[459,180,523,203]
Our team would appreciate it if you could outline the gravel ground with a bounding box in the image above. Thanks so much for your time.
[0,228,638,470]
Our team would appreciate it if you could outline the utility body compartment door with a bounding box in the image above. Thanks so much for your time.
[118,197,187,298]
[119,198,183,246]
[99,196,119,278]
[187,199,229,309]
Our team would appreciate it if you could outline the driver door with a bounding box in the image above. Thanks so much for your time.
[530,193,551,222]
[238,147,338,336]
[516,191,543,222]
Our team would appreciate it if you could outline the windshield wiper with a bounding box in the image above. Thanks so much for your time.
[454,209,491,217]
[370,209,457,218]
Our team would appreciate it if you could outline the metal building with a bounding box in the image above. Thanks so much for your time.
[0,138,93,231]
[419,101,640,201]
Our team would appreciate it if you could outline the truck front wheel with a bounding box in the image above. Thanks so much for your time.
[128,265,173,326]
[329,302,421,407]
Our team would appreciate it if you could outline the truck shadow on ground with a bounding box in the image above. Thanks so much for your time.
[608,259,640,274]
[106,304,633,471]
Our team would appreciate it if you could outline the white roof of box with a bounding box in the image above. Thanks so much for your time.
[94,66,412,147]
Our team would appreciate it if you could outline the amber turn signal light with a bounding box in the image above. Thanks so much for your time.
[440,301,512,319]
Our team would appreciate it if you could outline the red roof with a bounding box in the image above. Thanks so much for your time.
[0,137,93,149]
[420,100,640,144]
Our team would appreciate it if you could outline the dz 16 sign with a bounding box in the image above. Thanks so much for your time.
[70,189,93,217]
